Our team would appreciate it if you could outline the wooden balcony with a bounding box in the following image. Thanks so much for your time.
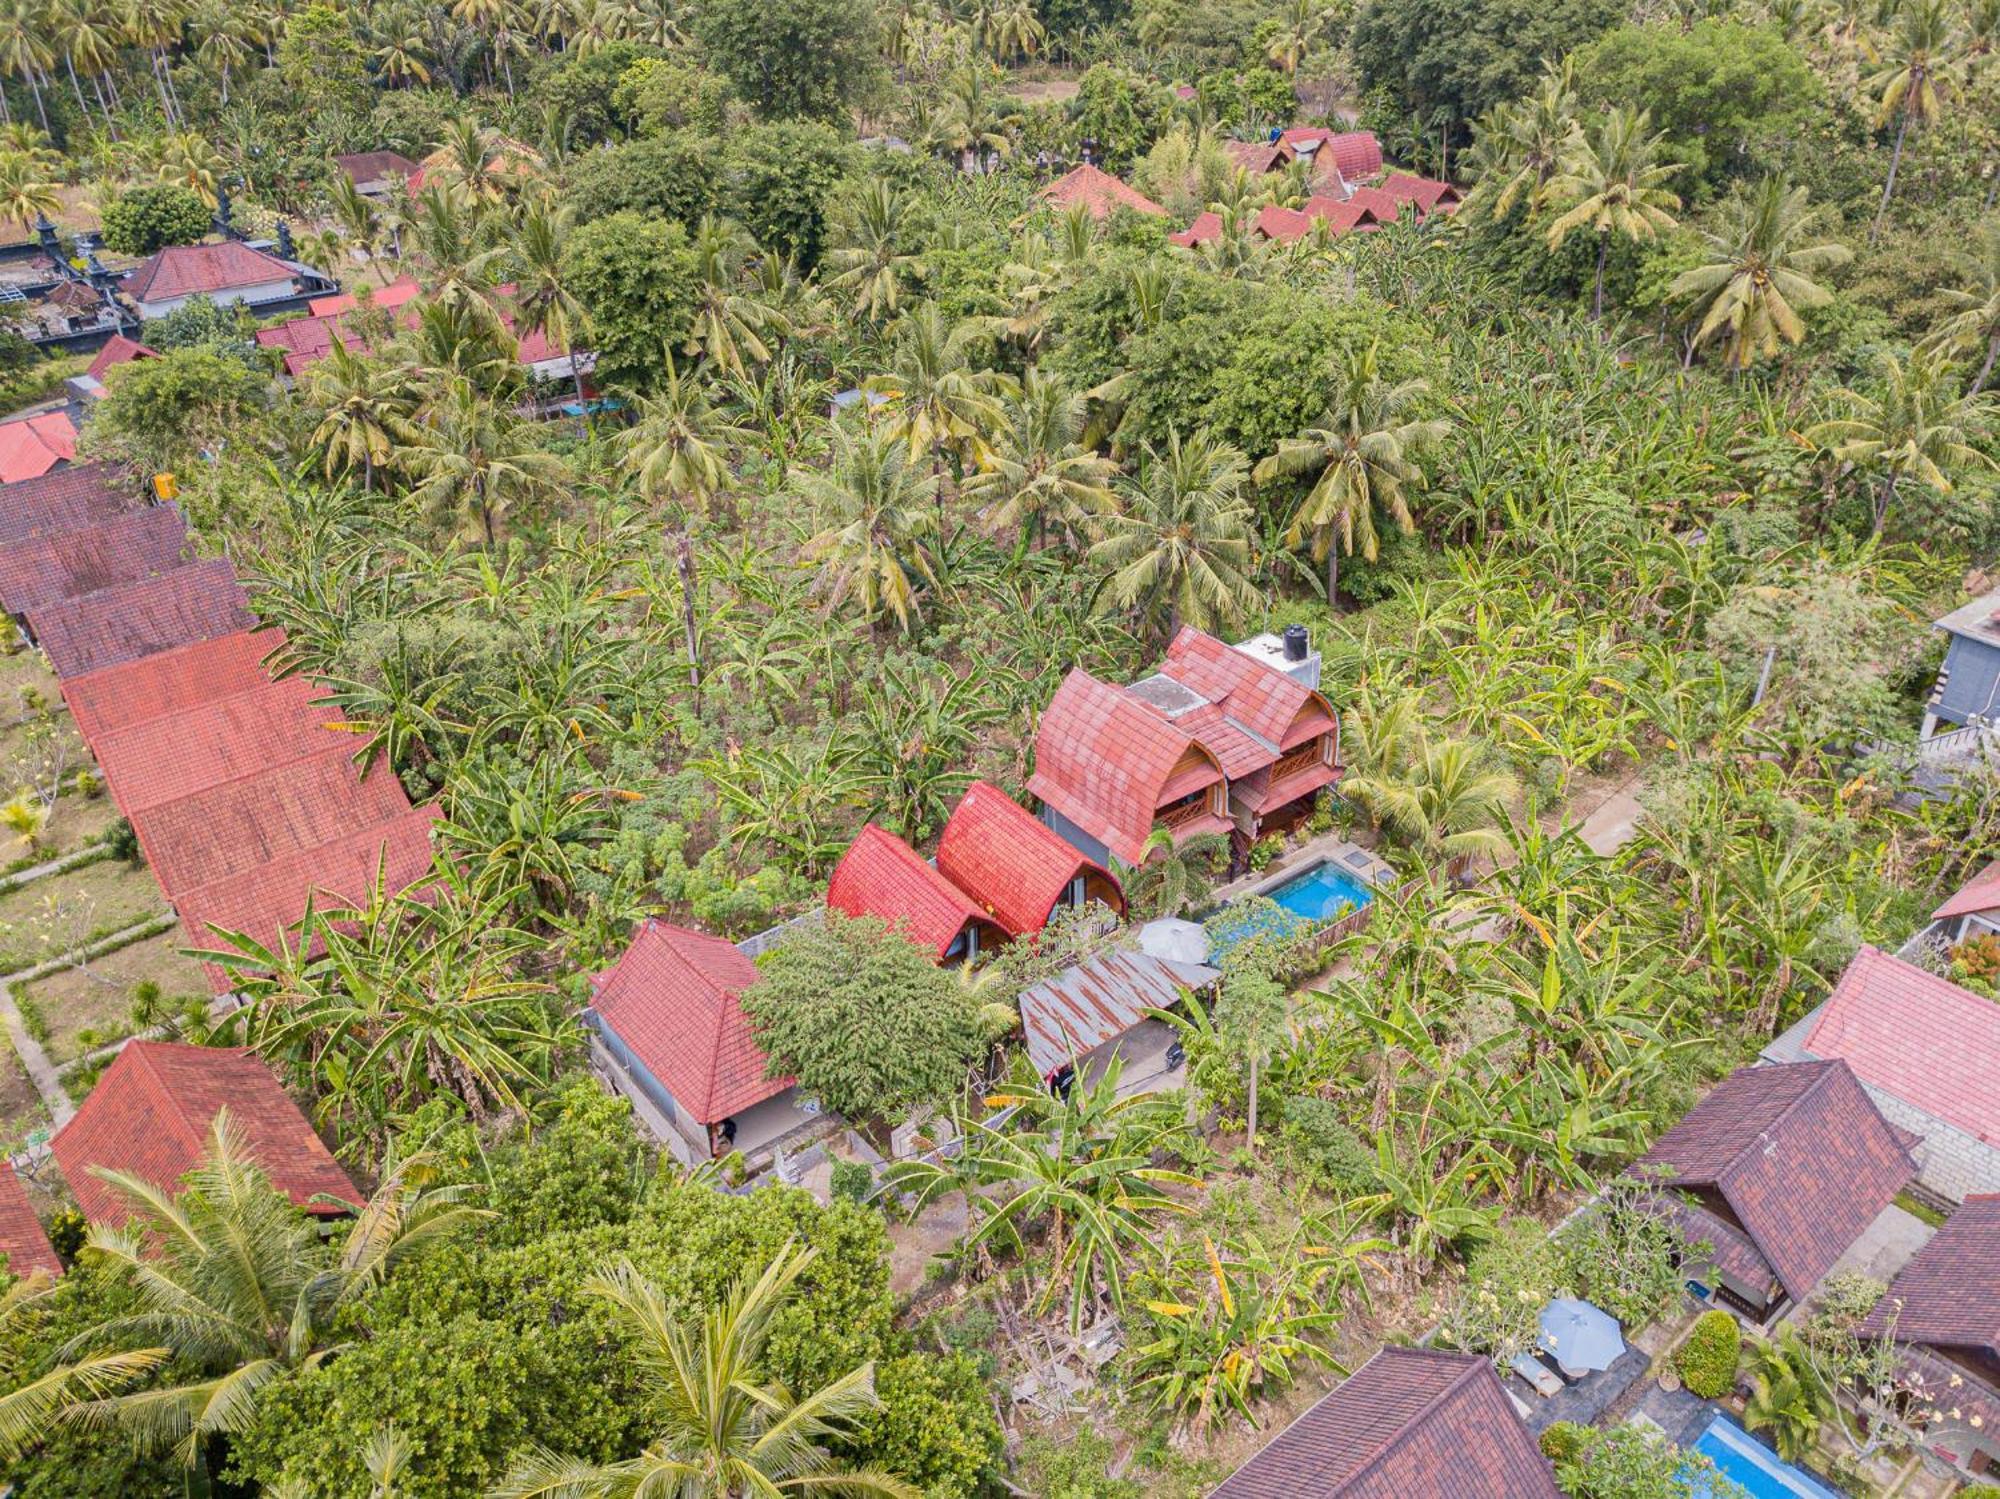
[1270,739,1329,785]
[1156,798,1216,833]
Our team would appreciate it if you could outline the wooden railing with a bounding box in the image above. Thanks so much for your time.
[1156,798,1216,833]
[1270,739,1328,784]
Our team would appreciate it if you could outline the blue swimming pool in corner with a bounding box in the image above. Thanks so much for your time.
[1688,1413,1845,1499]
[1265,860,1375,923]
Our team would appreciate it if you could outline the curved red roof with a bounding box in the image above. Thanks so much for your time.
[826,824,1002,959]
[936,781,1124,936]
[589,920,791,1126]
[1278,128,1384,182]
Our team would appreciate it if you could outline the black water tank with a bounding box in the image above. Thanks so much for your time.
[1283,623,1309,661]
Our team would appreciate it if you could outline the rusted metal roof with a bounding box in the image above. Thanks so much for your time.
[1018,949,1218,1076]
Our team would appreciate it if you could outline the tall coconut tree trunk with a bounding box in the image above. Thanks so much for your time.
[1972,333,1999,397]
[675,521,702,715]
[1591,233,1609,321]
[1245,1051,1261,1158]
[1326,543,1340,610]
[63,55,88,117]
[1872,472,1900,536]
[1872,106,1912,244]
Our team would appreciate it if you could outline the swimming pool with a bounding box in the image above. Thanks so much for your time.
[1264,860,1376,923]
[1688,1413,1844,1499]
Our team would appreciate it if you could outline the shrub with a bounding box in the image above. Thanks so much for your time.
[1279,1095,1378,1192]
[100,185,212,255]
[45,1206,84,1261]
[1676,1309,1741,1398]
[1958,1487,2000,1499]
[1539,1421,1591,1463]
[1441,1217,1564,1364]
[829,1158,873,1204]
[101,817,140,864]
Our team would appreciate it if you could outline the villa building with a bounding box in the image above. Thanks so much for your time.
[827,823,1009,963]
[1920,585,2000,739]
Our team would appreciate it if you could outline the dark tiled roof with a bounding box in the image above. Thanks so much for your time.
[27,558,254,678]
[1212,1347,1561,1497]
[1634,1060,1913,1302]
[0,463,141,546]
[937,781,1123,937]
[334,150,419,185]
[1857,1193,2000,1356]
[589,919,792,1125]
[0,504,190,615]
[1380,173,1460,214]
[825,824,1003,960]
[53,1042,356,1225]
[61,628,286,740]
[0,1164,61,1278]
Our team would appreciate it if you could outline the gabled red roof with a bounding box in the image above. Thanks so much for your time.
[1254,203,1314,242]
[0,463,139,546]
[1857,1193,2000,1356]
[1039,164,1168,220]
[1806,945,2000,1145]
[1344,185,1405,223]
[589,919,792,1126]
[53,1042,356,1225]
[1304,195,1379,235]
[826,824,1003,959]
[132,739,411,898]
[333,150,419,187]
[1027,668,1223,866]
[85,335,159,382]
[1170,211,1224,248]
[935,781,1124,937]
[1379,172,1460,214]
[0,1164,60,1279]
[91,675,347,816]
[306,275,422,318]
[1222,139,1288,174]
[127,242,298,304]
[0,504,188,615]
[1160,627,1337,752]
[1634,1059,1912,1302]
[0,411,77,484]
[1276,128,1383,182]
[61,627,285,740]
[1934,860,2000,921]
[1213,1347,1560,1498]
[26,558,254,679]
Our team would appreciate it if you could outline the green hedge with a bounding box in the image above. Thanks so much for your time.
[1676,1309,1741,1398]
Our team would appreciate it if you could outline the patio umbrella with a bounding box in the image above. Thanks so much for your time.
[1538,1298,1625,1373]
[1138,918,1210,965]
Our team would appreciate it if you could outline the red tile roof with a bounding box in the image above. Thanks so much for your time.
[1223,139,1288,174]
[1039,164,1168,220]
[1160,627,1336,751]
[0,463,139,546]
[1634,1060,1913,1302]
[132,740,411,898]
[53,1042,356,1225]
[61,627,285,740]
[333,150,419,187]
[90,675,347,816]
[0,1164,61,1279]
[127,241,299,304]
[27,558,254,679]
[1170,211,1224,248]
[1304,195,1380,235]
[1379,173,1460,214]
[305,275,422,318]
[1345,186,1405,223]
[85,334,159,382]
[826,824,1004,959]
[1857,1192,2000,1355]
[0,504,187,615]
[1806,946,2000,1145]
[0,411,78,484]
[1277,129,1383,182]
[1934,860,2000,922]
[1254,203,1314,242]
[589,919,792,1126]
[936,781,1124,937]
[1213,1346,1560,1498]
[1027,668,1223,866]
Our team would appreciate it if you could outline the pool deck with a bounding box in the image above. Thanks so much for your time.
[1215,835,1400,907]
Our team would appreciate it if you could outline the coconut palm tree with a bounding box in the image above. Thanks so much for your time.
[1342,732,1517,871]
[1670,176,1852,371]
[1928,217,2000,394]
[1868,0,1960,241]
[825,180,920,323]
[1254,339,1448,606]
[6,1119,484,1476]
[1805,347,1997,535]
[1123,827,1228,918]
[1463,59,1581,221]
[508,200,592,418]
[1544,106,1683,320]
[0,0,53,131]
[402,379,571,544]
[1089,428,1258,640]
[683,216,789,380]
[865,302,1010,493]
[1265,0,1329,73]
[492,1246,917,1499]
[0,150,58,233]
[305,342,419,493]
[986,0,1044,59]
[50,0,121,126]
[795,427,941,633]
[963,370,1119,550]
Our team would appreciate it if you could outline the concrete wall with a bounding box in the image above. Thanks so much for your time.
[136,278,297,320]
[1041,805,1112,869]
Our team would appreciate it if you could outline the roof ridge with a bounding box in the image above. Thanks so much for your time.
[1716,1061,1841,1278]
[654,923,736,1121]
[124,1042,207,1171]
[1333,1348,1487,1493]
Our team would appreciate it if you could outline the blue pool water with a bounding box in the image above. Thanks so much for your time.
[1689,1414,1844,1499]
[1265,860,1375,923]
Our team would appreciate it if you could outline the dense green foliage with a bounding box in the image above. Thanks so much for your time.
[1676,1309,1743,1398]
[98,185,212,255]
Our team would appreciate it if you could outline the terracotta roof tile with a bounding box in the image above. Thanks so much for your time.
[0,1164,60,1278]
[1379,173,1460,215]
[27,558,254,678]
[935,781,1124,937]
[61,628,285,740]
[91,675,349,816]
[1222,140,1288,174]
[0,504,189,615]
[85,335,159,382]
[1170,211,1224,248]
[1039,164,1168,220]
[1857,1193,2000,1354]
[1805,946,2000,1145]
[826,824,1003,959]
[0,463,141,546]
[1344,186,1405,224]
[1159,628,1337,751]
[127,242,298,304]
[1304,195,1378,235]
[53,1042,356,1225]
[333,150,419,187]
[1276,129,1384,182]
[589,919,792,1125]
[1254,203,1314,242]
[1634,1060,1913,1302]
[1212,1347,1560,1497]
[1934,861,2000,922]
[0,411,77,484]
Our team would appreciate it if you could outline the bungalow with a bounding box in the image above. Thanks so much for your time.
[1921,585,2000,740]
[935,780,1125,938]
[126,241,303,320]
[1343,184,1407,225]
[1030,626,1339,869]
[1765,944,2000,1203]
[1276,127,1384,183]
[1632,1059,1914,1325]
[333,149,420,198]
[1378,172,1461,217]
[0,409,78,484]
[827,823,1008,963]
[65,333,160,405]
[1211,1346,1561,1497]
[1171,193,1388,250]
[51,1042,358,1225]
[1038,163,1168,220]
[1929,860,2000,943]
[586,919,816,1166]
[0,1164,61,1279]
[1855,1193,2000,1482]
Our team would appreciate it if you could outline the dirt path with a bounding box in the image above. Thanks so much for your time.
[888,1190,968,1296]
[1576,771,1645,855]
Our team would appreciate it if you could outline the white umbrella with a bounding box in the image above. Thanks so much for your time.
[1138,918,1209,965]
[1538,1298,1625,1373]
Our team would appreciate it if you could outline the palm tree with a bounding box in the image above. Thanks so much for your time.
[0,0,53,131]
[1805,347,1997,535]
[492,1246,916,1499]
[402,379,571,544]
[1928,217,2000,394]
[1123,827,1227,917]
[1463,59,1581,221]
[6,1118,484,1476]
[865,302,1010,493]
[684,216,789,380]
[795,427,941,633]
[1670,177,1852,371]
[1868,0,1959,242]
[963,370,1118,550]
[1089,428,1258,641]
[1265,0,1328,74]
[1254,339,1448,606]
[1545,107,1683,320]
[1342,732,1517,871]
[371,8,434,87]
[508,200,592,419]
[50,0,121,127]
[305,342,418,492]
[985,0,1044,60]
[825,180,920,323]
[190,1,251,104]
[0,150,58,233]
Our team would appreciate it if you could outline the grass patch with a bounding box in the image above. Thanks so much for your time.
[0,859,170,973]
[22,934,210,1066]
[1894,1190,1949,1229]
[0,1035,51,1152]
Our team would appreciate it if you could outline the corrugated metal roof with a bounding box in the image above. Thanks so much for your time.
[1018,949,1218,1075]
